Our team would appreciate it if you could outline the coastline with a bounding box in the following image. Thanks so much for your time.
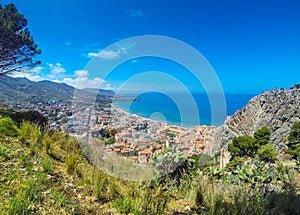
[113,93,258,128]
[108,103,217,159]
[112,103,195,130]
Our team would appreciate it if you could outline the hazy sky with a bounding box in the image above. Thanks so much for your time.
[3,0,300,93]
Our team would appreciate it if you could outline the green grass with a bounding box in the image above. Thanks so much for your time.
[0,116,19,137]
[25,178,39,201]
[18,121,41,146]
[41,158,53,173]
[8,196,30,215]
[42,133,52,154]
[65,152,79,174]
[112,197,137,214]
[0,116,300,214]
[0,146,8,161]
[50,189,75,212]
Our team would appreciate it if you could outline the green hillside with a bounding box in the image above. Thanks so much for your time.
[0,114,300,214]
[0,76,74,104]
[0,76,115,106]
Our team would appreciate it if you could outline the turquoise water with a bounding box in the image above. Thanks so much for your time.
[115,92,256,127]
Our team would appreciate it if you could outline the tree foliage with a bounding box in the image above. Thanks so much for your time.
[257,143,277,162]
[0,109,48,129]
[254,126,271,146]
[228,136,256,157]
[0,3,40,77]
[288,122,300,143]
[228,127,277,163]
[287,122,300,161]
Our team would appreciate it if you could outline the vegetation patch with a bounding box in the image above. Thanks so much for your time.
[0,116,299,214]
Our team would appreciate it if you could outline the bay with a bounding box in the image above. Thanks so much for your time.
[115,92,256,127]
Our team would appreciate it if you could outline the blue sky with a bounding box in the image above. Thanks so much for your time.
[3,0,300,93]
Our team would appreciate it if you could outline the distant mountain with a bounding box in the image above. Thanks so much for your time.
[81,88,115,97]
[213,86,300,152]
[0,76,114,106]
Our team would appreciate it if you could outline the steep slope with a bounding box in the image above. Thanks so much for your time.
[213,87,300,151]
[0,127,115,214]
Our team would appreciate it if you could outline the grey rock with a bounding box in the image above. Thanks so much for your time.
[212,88,300,153]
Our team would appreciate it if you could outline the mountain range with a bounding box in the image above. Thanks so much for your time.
[0,76,114,106]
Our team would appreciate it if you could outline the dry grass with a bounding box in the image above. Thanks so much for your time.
[1,120,300,214]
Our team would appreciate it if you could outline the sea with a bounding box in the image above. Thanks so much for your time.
[115,92,256,127]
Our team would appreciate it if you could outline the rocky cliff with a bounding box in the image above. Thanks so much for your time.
[212,86,300,152]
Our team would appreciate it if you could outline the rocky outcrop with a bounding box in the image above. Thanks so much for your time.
[212,87,300,152]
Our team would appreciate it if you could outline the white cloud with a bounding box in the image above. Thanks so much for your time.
[27,75,44,82]
[102,83,116,91]
[47,63,66,74]
[29,66,44,74]
[10,66,45,82]
[74,70,89,77]
[85,41,136,60]
[10,63,107,89]
[87,50,119,59]
[62,77,104,89]
[58,78,74,86]
[12,73,44,82]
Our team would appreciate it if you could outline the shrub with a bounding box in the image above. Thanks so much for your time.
[65,152,79,174]
[287,122,300,162]
[63,137,80,152]
[257,143,278,162]
[228,136,256,157]
[288,122,300,143]
[112,197,137,214]
[197,154,213,168]
[14,110,48,130]
[0,116,19,137]
[266,184,300,214]
[0,109,48,129]
[193,179,266,215]
[137,186,169,215]
[93,173,108,202]
[18,121,41,146]
[228,127,277,163]
[103,137,115,145]
[225,156,245,172]
[42,133,52,154]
